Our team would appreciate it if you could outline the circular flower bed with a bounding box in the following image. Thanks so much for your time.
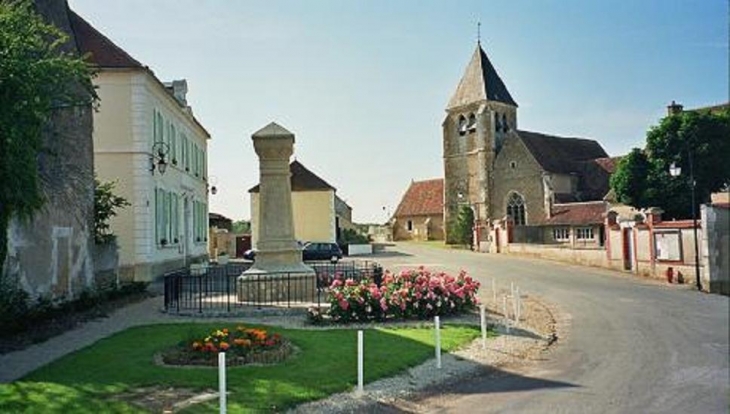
[160,326,293,367]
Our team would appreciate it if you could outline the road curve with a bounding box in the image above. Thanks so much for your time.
[374,243,729,414]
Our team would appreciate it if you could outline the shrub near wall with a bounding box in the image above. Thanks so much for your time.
[326,267,480,323]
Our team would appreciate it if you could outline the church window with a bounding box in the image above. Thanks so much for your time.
[494,112,502,133]
[467,113,477,132]
[502,114,509,132]
[407,220,413,232]
[506,192,526,225]
[510,161,517,169]
[458,115,467,136]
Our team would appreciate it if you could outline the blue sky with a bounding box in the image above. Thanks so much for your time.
[68,0,728,223]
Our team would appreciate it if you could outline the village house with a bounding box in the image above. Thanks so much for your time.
[70,11,211,282]
[392,179,445,241]
[249,160,353,247]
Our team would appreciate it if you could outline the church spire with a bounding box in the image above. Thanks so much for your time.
[446,43,517,110]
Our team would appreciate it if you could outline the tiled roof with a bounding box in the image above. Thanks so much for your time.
[394,179,444,217]
[653,220,700,229]
[543,201,607,225]
[517,130,609,174]
[68,11,143,68]
[594,156,621,174]
[249,160,335,193]
[447,44,517,109]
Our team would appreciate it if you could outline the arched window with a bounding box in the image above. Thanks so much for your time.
[467,113,477,132]
[502,114,509,132]
[506,192,526,225]
[458,115,467,136]
[494,112,502,133]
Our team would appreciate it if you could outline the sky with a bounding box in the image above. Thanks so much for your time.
[67,0,728,224]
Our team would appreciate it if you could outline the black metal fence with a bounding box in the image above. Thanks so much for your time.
[163,260,382,314]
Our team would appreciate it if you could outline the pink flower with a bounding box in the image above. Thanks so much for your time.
[339,300,349,310]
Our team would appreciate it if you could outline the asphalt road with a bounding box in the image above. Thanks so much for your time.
[374,243,730,414]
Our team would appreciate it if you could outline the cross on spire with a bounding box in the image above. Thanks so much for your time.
[477,21,481,45]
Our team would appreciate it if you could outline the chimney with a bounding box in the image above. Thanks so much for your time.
[667,100,683,116]
[164,79,188,107]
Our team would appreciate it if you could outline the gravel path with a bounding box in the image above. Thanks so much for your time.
[288,292,564,413]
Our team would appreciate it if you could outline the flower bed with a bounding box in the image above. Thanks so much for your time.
[160,326,293,367]
[321,267,480,323]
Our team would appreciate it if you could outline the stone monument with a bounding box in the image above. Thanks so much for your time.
[238,122,315,302]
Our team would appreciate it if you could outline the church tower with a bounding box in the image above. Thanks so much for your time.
[443,42,517,244]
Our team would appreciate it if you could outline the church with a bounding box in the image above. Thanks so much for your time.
[443,43,615,247]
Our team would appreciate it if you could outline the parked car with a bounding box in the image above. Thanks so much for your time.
[302,242,343,262]
[243,248,257,261]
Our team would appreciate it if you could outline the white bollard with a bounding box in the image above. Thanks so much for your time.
[510,281,515,299]
[512,287,519,325]
[492,278,497,303]
[219,352,227,414]
[357,330,364,395]
[502,295,510,334]
[480,304,487,350]
[435,316,442,369]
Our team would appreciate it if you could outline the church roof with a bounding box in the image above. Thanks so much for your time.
[517,130,609,174]
[394,179,444,217]
[68,11,143,68]
[447,44,517,110]
[248,160,335,193]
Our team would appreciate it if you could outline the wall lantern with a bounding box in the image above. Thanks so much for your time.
[150,141,170,175]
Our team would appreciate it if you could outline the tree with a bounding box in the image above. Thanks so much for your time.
[231,220,251,234]
[611,108,730,219]
[454,205,475,248]
[0,0,96,271]
[94,178,130,245]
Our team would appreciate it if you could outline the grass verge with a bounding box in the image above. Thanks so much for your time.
[1,323,488,413]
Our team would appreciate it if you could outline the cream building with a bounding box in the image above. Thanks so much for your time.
[249,161,349,247]
[70,12,210,281]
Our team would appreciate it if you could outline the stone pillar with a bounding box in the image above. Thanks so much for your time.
[239,123,314,301]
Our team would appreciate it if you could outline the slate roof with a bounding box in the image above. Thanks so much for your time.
[517,130,609,175]
[447,44,517,109]
[543,201,607,226]
[68,11,143,68]
[248,161,335,193]
[394,179,444,217]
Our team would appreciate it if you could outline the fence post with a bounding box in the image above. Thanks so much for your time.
[198,273,203,314]
[480,304,487,350]
[219,352,227,414]
[502,295,510,334]
[435,316,442,369]
[357,330,364,396]
[226,271,231,313]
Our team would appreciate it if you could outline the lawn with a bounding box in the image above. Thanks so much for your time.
[0,323,487,413]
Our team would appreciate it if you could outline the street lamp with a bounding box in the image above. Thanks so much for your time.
[668,161,702,291]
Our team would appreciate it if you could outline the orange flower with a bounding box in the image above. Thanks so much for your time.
[219,342,230,351]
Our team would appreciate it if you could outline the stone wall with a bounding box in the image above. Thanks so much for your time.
[492,133,546,224]
[392,214,444,241]
[504,243,608,268]
[3,0,96,301]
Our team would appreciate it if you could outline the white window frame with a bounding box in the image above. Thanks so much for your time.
[553,227,569,241]
[576,227,594,240]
